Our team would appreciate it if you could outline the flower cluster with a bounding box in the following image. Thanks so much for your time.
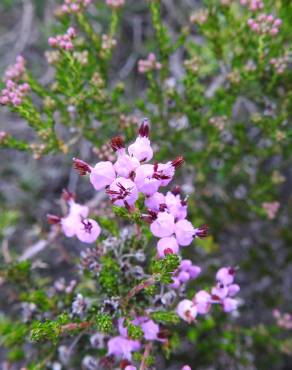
[0,79,29,106]
[220,0,232,6]
[273,309,292,330]
[184,56,201,74]
[138,53,162,74]
[176,267,240,323]
[106,0,125,9]
[48,27,77,50]
[170,259,201,289]
[0,55,29,106]
[59,0,92,14]
[73,120,206,257]
[4,55,26,81]
[73,50,89,65]
[247,14,282,36]
[270,54,291,74]
[124,366,191,370]
[240,0,264,12]
[190,9,209,25]
[262,201,280,220]
[101,34,117,52]
[47,190,101,244]
[108,317,164,361]
[147,189,208,257]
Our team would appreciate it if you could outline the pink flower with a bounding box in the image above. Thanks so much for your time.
[128,119,153,162]
[75,218,101,243]
[138,53,162,73]
[60,200,89,237]
[222,297,238,312]
[150,212,175,238]
[188,265,201,279]
[0,79,30,106]
[111,137,140,178]
[156,162,175,187]
[68,200,89,219]
[169,259,201,288]
[59,0,92,15]
[177,270,190,283]
[181,366,192,370]
[262,201,280,220]
[194,290,211,314]
[247,14,282,36]
[61,214,80,237]
[145,192,165,212]
[48,28,76,50]
[176,299,197,323]
[118,318,128,337]
[180,259,192,269]
[125,367,137,370]
[107,336,141,360]
[134,164,161,196]
[170,277,181,289]
[4,55,26,81]
[181,260,201,279]
[228,284,240,297]
[106,177,138,207]
[140,319,160,341]
[165,191,187,220]
[211,283,229,299]
[106,0,125,9]
[216,267,235,285]
[114,153,139,178]
[89,161,116,190]
[174,219,195,246]
[157,236,179,257]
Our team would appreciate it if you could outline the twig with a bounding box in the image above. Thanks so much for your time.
[139,342,153,370]
[121,276,156,309]
[61,321,93,333]
[1,238,12,263]
[18,228,60,261]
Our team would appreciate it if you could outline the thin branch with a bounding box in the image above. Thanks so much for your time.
[121,276,157,309]
[61,321,93,333]
[139,342,153,370]
[18,228,60,261]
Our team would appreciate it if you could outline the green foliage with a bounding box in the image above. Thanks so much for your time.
[151,253,180,284]
[30,320,61,343]
[95,312,113,333]
[112,206,142,225]
[0,209,19,237]
[127,322,144,340]
[8,347,25,362]
[20,290,53,311]
[1,260,31,284]
[150,311,180,325]
[0,316,27,347]
[99,255,120,295]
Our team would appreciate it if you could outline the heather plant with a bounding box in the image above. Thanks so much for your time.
[1,123,241,369]
[0,0,292,369]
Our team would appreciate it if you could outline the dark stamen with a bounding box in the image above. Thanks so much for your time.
[171,186,181,195]
[164,248,174,255]
[82,220,93,233]
[138,118,150,137]
[171,155,184,168]
[73,158,91,176]
[110,136,125,151]
[196,224,208,238]
[62,188,75,202]
[47,214,61,224]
